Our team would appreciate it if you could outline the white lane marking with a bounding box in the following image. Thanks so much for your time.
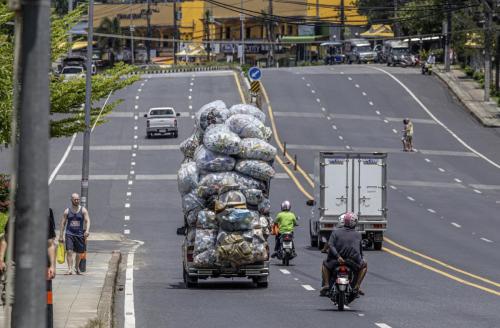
[189,88,192,92]
[362,92,367,96]
[383,119,389,123]
[191,115,195,119]
[306,83,310,87]
[347,77,352,81]
[358,313,365,317]
[451,222,461,228]
[474,189,482,194]
[454,178,462,183]
[407,196,415,201]
[134,126,138,130]
[125,203,130,208]
[375,110,381,115]
[124,215,130,221]
[48,133,77,185]
[134,136,138,140]
[91,91,113,132]
[355,84,360,88]
[188,95,192,100]
[425,158,431,163]
[438,168,446,172]
[130,170,135,175]
[124,240,143,328]
[427,208,436,213]
[375,324,392,328]
[316,98,321,103]
[332,125,337,130]
[134,105,138,110]
[369,101,374,106]
[372,67,500,170]
[294,278,299,281]
[302,285,315,291]
[138,89,141,92]
[134,115,138,120]
[133,145,138,149]
[340,72,344,74]
[128,180,133,185]
[135,96,139,100]
[131,162,136,166]
[327,116,331,120]
[301,77,305,80]
[126,192,132,196]
[480,237,493,243]
[390,185,397,190]
[321,107,326,112]
[188,105,193,110]
[338,136,344,140]
[346,145,351,149]
[392,129,398,134]
[132,153,136,157]
[124,229,130,235]
[280,269,291,275]
[190,82,194,86]
[311,90,316,94]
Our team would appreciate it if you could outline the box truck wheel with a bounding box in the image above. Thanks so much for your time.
[253,276,268,288]
[183,268,198,288]
[373,241,383,250]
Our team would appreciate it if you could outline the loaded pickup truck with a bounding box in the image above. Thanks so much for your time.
[308,152,388,250]
[144,107,180,138]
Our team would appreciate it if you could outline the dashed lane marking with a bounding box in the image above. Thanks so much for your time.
[390,185,397,190]
[135,96,139,100]
[375,324,392,328]
[321,107,326,112]
[124,216,130,221]
[131,162,136,166]
[481,237,493,243]
[346,145,351,150]
[128,180,133,185]
[425,158,431,162]
[125,203,130,208]
[438,168,446,172]
[124,229,130,234]
[451,222,461,228]
[130,170,135,175]
[332,125,337,130]
[369,101,374,106]
[355,84,360,88]
[134,105,138,110]
[280,269,291,274]
[383,119,389,123]
[392,129,398,134]
[126,192,132,196]
[311,90,316,94]
[362,92,367,96]
[474,189,482,194]
[407,196,415,201]
[306,83,310,87]
[338,136,344,140]
[375,110,381,115]
[427,208,436,213]
[347,77,352,80]
[316,98,321,103]
[454,178,462,183]
[302,285,315,291]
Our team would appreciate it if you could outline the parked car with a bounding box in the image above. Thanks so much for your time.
[144,107,180,138]
[60,66,85,81]
[321,42,345,65]
[384,40,411,67]
[344,39,377,64]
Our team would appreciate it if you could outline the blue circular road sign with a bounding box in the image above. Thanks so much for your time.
[248,66,262,81]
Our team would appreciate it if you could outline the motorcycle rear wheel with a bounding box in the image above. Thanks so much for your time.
[337,290,345,311]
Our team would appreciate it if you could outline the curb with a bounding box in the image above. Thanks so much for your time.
[97,251,121,328]
[433,69,500,127]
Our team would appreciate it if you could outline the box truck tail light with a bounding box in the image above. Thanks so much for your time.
[187,246,194,262]
[373,224,385,229]
[323,223,334,228]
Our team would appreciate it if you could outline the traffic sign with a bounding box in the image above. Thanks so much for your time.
[250,81,260,93]
[248,66,262,81]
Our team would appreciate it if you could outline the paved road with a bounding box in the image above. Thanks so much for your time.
[4,66,497,328]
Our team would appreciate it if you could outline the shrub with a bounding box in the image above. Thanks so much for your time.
[0,174,10,212]
[464,66,474,77]
[473,70,484,81]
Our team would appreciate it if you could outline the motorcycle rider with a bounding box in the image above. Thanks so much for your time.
[320,212,367,297]
[271,200,297,258]
[402,118,414,152]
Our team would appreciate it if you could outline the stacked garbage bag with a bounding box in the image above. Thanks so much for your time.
[178,100,276,268]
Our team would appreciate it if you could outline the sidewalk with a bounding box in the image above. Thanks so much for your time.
[1,251,120,328]
[434,65,500,127]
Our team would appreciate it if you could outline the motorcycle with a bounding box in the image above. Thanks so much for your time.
[328,264,357,311]
[421,62,433,75]
[278,233,296,266]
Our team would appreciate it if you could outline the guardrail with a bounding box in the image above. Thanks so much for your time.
[131,65,234,75]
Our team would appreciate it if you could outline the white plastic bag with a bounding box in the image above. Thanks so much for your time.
[239,138,277,161]
[225,114,271,140]
[195,100,230,131]
[228,104,266,123]
[203,124,241,155]
[235,160,275,182]
[177,161,199,195]
[194,145,236,173]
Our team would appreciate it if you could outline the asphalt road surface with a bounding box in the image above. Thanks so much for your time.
[5,65,497,328]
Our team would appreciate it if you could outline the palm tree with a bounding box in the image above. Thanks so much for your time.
[96,17,123,65]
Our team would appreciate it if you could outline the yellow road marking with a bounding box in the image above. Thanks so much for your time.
[385,237,500,289]
[255,73,500,297]
[383,247,500,297]
[260,81,315,188]
[233,71,246,104]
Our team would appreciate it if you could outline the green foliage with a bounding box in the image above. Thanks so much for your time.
[0,212,7,235]
[0,173,10,212]
[397,0,444,36]
[355,0,395,24]
[473,70,484,82]
[464,66,474,77]
[0,3,139,145]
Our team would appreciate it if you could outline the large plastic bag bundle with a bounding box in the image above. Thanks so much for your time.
[195,100,230,131]
[197,210,218,229]
[259,216,272,237]
[217,208,258,232]
[243,188,263,206]
[186,209,200,227]
[252,237,268,262]
[235,160,275,182]
[216,232,254,266]
[198,172,263,198]
[228,104,266,123]
[225,114,271,140]
[194,229,217,254]
[177,161,199,195]
[185,228,196,247]
[194,249,217,267]
[203,124,241,155]
[194,145,236,173]
[180,128,203,159]
[258,198,271,215]
[239,138,277,162]
[182,191,205,214]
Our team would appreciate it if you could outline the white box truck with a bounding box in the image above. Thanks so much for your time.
[308,152,388,250]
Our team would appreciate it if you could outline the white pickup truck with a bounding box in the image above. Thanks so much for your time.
[144,107,180,138]
[308,152,388,250]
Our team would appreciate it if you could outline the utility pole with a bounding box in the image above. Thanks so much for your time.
[340,0,345,41]
[129,0,135,64]
[484,0,493,102]
[444,0,452,72]
[240,0,245,65]
[393,0,399,37]
[146,0,151,63]
[268,0,274,67]
[173,0,178,65]
[10,0,50,326]
[81,0,94,209]
[68,0,73,56]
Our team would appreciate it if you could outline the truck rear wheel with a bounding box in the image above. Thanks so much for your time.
[253,277,268,288]
[183,268,198,288]
[373,241,383,250]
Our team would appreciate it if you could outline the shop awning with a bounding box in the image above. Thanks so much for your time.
[360,24,394,38]
[71,41,94,51]
[280,35,328,43]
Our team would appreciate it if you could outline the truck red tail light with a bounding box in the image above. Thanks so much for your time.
[187,252,194,262]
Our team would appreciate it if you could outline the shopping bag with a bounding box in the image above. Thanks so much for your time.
[56,243,65,264]
[271,223,279,236]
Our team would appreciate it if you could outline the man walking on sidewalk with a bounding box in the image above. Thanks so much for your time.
[58,193,90,275]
